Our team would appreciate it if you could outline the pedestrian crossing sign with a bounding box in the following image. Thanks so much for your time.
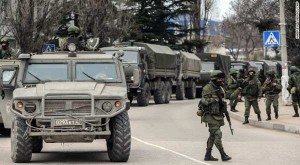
[43,44,56,52]
[263,31,281,48]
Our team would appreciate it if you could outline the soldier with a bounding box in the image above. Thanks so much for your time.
[241,67,262,124]
[227,68,240,112]
[287,66,300,117]
[237,69,246,102]
[262,70,282,120]
[199,70,231,161]
[0,37,13,59]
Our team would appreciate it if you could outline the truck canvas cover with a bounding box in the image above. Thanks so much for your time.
[134,42,177,78]
[180,51,201,78]
[199,53,231,75]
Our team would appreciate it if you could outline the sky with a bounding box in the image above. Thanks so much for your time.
[216,0,233,21]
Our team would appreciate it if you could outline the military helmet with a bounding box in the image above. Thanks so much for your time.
[290,66,300,73]
[210,70,225,80]
[67,25,80,35]
[248,67,257,74]
[0,37,9,44]
[230,68,238,75]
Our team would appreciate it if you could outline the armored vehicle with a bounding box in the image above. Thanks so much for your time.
[0,60,20,136]
[196,53,231,97]
[101,42,180,106]
[0,49,131,163]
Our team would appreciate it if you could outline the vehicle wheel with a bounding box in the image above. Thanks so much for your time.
[32,137,43,153]
[154,81,166,104]
[176,81,185,100]
[0,123,11,137]
[11,117,32,163]
[164,81,172,104]
[137,82,151,106]
[107,111,131,162]
[185,80,196,99]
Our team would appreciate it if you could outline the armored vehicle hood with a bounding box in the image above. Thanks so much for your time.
[13,82,127,99]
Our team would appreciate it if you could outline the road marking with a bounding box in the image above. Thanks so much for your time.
[132,137,212,165]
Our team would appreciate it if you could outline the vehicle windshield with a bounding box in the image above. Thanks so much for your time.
[104,50,138,63]
[202,62,215,71]
[3,70,15,84]
[255,62,263,71]
[76,63,118,81]
[232,64,245,70]
[24,63,68,83]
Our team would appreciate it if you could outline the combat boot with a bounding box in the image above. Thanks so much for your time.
[266,114,271,121]
[275,112,279,119]
[243,117,249,124]
[257,114,261,121]
[204,149,218,161]
[293,109,299,117]
[219,148,232,161]
[230,108,238,112]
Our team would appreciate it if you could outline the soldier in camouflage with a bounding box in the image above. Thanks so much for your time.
[262,70,282,120]
[227,68,241,112]
[287,66,300,117]
[241,68,262,124]
[200,70,231,161]
[0,37,13,59]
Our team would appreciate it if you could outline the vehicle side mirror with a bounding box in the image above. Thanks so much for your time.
[133,69,140,86]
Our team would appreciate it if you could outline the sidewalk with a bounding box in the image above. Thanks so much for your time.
[227,97,300,134]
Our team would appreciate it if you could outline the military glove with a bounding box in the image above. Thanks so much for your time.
[291,87,297,94]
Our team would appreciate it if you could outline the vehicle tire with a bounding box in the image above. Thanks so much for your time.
[137,82,151,106]
[185,80,196,99]
[32,137,43,153]
[154,81,166,104]
[0,123,11,137]
[107,111,131,162]
[164,81,172,104]
[176,81,185,100]
[11,117,32,163]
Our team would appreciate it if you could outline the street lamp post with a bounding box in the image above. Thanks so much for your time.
[279,0,291,105]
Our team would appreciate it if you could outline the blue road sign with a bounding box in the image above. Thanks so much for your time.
[263,31,281,48]
[43,44,56,52]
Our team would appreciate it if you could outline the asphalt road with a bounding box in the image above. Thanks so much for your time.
[0,99,300,165]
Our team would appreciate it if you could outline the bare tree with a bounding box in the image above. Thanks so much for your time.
[7,0,67,53]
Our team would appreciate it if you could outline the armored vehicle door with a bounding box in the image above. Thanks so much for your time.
[0,63,19,128]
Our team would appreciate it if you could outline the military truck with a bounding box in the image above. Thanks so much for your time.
[101,42,200,106]
[254,60,277,83]
[0,60,20,136]
[196,53,231,97]
[0,48,131,163]
[231,61,258,73]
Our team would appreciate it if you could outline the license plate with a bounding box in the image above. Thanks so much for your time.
[53,119,82,126]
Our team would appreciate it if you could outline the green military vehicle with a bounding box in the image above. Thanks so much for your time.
[231,61,258,73]
[0,60,20,136]
[196,53,231,97]
[254,60,277,83]
[0,48,131,163]
[101,42,201,106]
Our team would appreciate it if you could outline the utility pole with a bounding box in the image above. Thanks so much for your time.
[279,0,291,105]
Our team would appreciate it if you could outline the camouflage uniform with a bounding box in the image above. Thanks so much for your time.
[241,68,262,124]
[262,70,282,120]
[287,66,300,117]
[0,38,14,59]
[227,68,240,112]
[200,70,231,161]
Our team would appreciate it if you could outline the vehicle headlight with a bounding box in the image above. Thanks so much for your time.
[102,102,113,112]
[115,101,122,109]
[16,102,24,109]
[68,43,77,52]
[130,76,134,81]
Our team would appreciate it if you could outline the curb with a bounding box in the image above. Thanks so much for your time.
[229,111,300,134]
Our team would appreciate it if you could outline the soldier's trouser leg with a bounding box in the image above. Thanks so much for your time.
[292,94,299,112]
[265,97,273,115]
[231,99,238,110]
[244,99,251,117]
[273,95,279,113]
[207,124,223,150]
[252,100,261,115]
